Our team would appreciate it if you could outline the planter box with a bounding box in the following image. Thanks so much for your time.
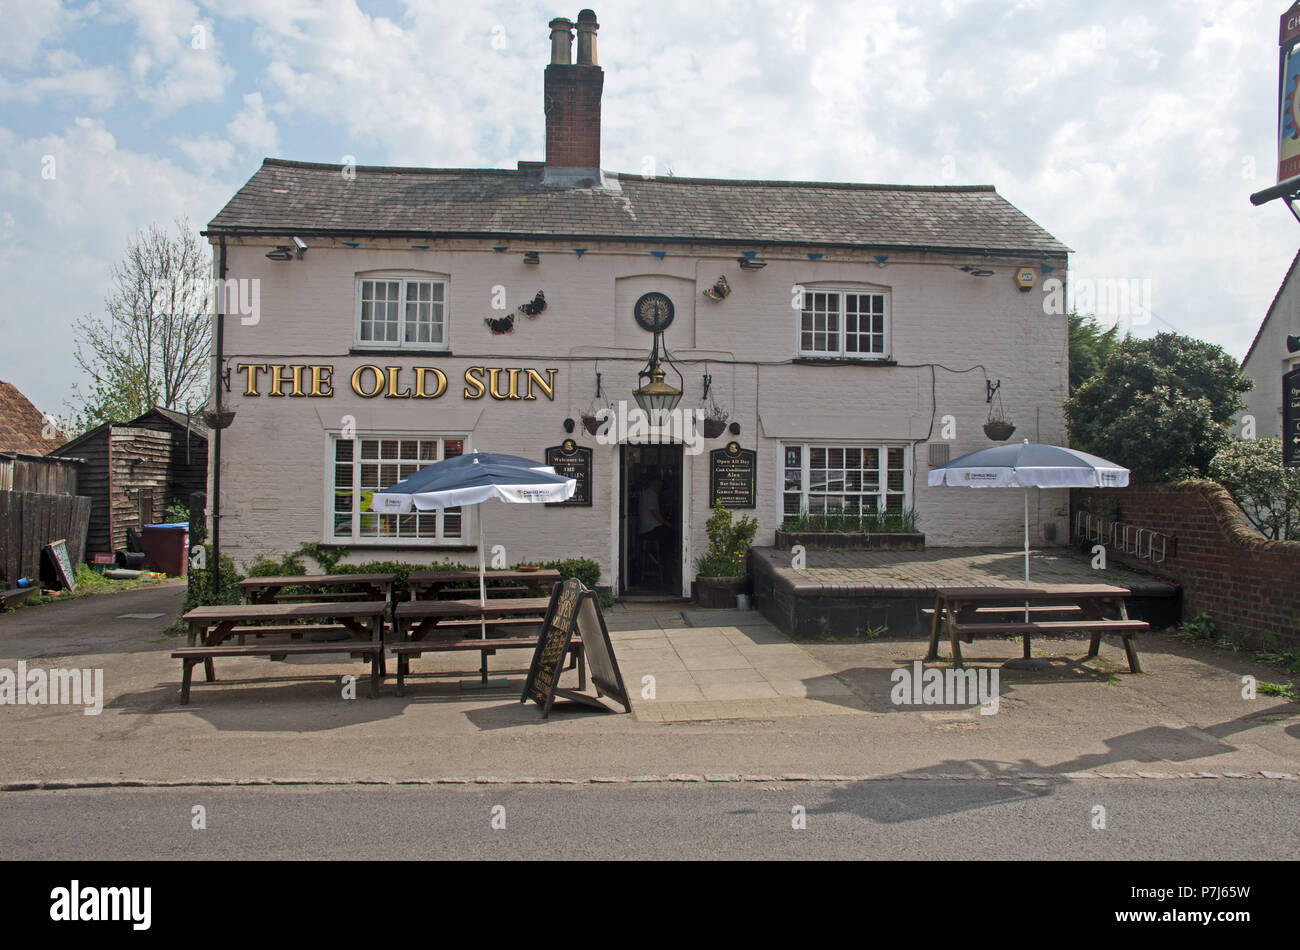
[774,530,925,552]
[696,575,746,609]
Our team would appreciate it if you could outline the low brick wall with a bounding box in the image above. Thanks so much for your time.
[1073,481,1300,649]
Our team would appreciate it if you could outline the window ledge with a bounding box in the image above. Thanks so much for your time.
[792,357,897,367]
[349,348,452,357]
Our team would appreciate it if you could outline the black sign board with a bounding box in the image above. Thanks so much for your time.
[545,440,593,507]
[42,539,76,591]
[522,578,630,718]
[709,441,757,509]
[1285,367,1300,468]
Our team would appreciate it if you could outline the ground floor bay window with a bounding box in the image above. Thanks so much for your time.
[782,444,909,522]
[328,434,466,544]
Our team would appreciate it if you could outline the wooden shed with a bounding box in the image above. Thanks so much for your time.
[50,408,208,560]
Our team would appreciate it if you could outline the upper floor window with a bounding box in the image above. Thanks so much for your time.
[357,276,446,349]
[799,289,888,358]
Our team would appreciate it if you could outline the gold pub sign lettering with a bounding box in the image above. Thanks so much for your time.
[235,364,559,401]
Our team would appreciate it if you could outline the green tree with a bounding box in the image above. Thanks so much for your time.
[70,218,211,428]
[1209,438,1300,540]
[1068,312,1123,392]
[1064,332,1253,483]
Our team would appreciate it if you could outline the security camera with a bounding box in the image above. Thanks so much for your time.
[293,237,308,259]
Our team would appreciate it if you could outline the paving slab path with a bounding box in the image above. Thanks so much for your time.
[0,584,1296,787]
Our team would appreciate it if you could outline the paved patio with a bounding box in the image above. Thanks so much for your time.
[751,546,1180,640]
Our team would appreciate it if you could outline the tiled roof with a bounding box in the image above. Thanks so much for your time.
[0,381,56,455]
[206,159,1069,256]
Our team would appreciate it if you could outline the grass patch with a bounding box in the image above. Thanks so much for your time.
[4,565,166,612]
[1258,681,1298,702]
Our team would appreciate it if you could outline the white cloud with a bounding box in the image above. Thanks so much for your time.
[109,0,233,114]
[226,91,278,156]
[0,117,235,413]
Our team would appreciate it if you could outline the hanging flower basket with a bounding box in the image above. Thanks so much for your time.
[581,413,603,436]
[983,420,1016,441]
[201,408,236,429]
[703,416,729,439]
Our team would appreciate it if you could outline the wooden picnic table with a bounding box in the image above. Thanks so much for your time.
[405,569,560,600]
[174,601,389,703]
[238,573,396,605]
[924,584,1148,673]
[390,595,581,695]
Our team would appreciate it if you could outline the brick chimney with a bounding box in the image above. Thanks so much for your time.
[544,10,603,186]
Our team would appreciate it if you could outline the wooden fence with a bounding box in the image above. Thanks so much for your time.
[0,492,92,586]
[0,455,81,494]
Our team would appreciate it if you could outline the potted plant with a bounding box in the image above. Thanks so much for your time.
[694,503,758,608]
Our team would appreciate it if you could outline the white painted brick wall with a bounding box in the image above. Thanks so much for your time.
[210,238,1070,593]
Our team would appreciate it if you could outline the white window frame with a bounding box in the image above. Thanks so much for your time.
[778,443,911,523]
[796,286,891,359]
[354,271,449,350]
[325,433,470,546]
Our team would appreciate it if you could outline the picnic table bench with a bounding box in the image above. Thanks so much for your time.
[239,573,396,605]
[390,595,582,694]
[924,584,1147,673]
[175,601,389,703]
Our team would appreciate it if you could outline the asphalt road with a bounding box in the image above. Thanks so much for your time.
[2,779,1296,861]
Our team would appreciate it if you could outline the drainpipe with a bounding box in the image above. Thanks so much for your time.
[212,236,226,599]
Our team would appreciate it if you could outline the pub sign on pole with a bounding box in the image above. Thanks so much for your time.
[1279,2,1300,182]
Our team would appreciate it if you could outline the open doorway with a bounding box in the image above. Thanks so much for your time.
[620,444,683,595]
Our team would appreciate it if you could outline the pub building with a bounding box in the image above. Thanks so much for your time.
[203,10,1070,598]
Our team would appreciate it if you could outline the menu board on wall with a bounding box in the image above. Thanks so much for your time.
[1285,367,1300,468]
[545,440,592,507]
[709,442,757,509]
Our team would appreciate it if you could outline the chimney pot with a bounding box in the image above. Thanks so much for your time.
[548,17,574,65]
[575,9,599,66]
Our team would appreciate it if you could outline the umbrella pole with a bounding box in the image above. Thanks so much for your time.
[1024,488,1030,630]
[479,509,488,684]
[461,506,506,690]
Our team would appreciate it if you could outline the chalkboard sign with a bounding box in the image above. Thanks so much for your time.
[1285,368,1300,469]
[522,578,630,718]
[710,442,757,509]
[42,539,76,592]
[545,440,592,507]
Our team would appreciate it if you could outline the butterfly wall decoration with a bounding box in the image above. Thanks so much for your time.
[703,275,730,301]
[484,314,515,334]
[518,290,546,317]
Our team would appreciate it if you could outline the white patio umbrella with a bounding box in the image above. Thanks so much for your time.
[372,452,576,686]
[927,440,1130,588]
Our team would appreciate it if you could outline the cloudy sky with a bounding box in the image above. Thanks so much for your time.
[1,0,1296,417]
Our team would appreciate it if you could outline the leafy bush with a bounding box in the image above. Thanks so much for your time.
[181,547,241,615]
[696,503,757,578]
[1176,611,1217,641]
[1209,437,1300,540]
[164,500,190,524]
[1065,332,1252,482]
[536,557,601,591]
